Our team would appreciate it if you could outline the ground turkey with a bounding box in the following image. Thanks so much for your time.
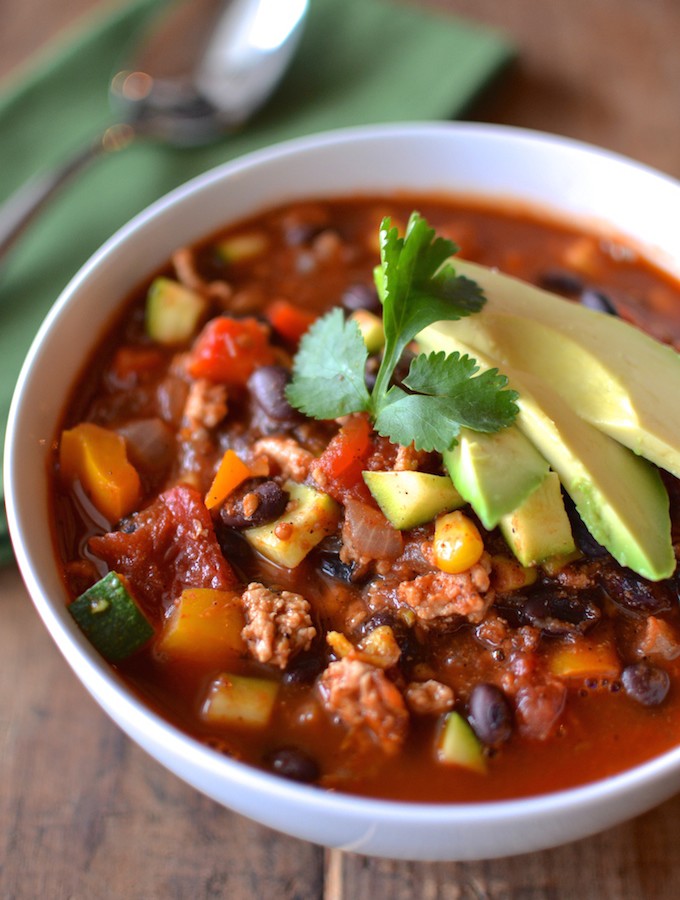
[317,656,408,755]
[241,582,316,669]
[397,552,494,624]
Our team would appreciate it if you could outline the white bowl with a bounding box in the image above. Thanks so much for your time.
[6,122,680,861]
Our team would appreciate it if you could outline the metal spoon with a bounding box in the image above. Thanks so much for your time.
[0,0,308,261]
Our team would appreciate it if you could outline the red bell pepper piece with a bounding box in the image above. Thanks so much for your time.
[265,298,316,345]
[314,414,374,503]
[187,316,275,385]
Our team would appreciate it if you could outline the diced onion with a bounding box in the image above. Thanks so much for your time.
[343,497,403,560]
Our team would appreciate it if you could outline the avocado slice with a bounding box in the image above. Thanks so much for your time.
[449,260,680,479]
[417,329,674,580]
[500,471,576,566]
[443,425,549,529]
[362,470,464,530]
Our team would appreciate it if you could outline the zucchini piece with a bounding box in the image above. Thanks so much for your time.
[437,711,487,774]
[69,571,154,662]
[244,481,340,568]
[201,673,278,728]
[217,231,268,264]
[145,277,206,345]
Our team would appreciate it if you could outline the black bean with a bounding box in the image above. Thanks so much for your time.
[621,661,670,706]
[248,365,300,424]
[214,526,253,577]
[580,288,618,316]
[598,566,674,617]
[537,268,584,296]
[284,222,325,246]
[357,610,400,635]
[468,683,513,746]
[282,649,327,685]
[314,534,355,583]
[220,478,289,529]
[563,495,609,559]
[521,587,602,635]
[341,282,381,314]
[264,746,320,783]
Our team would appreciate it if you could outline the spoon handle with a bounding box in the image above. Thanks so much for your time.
[0,124,135,263]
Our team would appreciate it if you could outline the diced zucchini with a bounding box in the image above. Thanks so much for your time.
[216,231,269,264]
[349,308,385,353]
[201,673,278,728]
[437,711,487,774]
[244,481,340,568]
[69,571,154,662]
[155,588,245,666]
[145,277,206,345]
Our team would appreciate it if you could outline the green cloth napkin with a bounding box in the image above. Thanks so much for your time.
[0,0,513,564]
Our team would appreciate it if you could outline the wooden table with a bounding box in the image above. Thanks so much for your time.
[4,1,680,896]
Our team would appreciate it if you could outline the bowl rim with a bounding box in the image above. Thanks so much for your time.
[7,119,680,838]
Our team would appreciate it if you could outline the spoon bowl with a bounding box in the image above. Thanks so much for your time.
[0,0,308,257]
[110,0,309,146]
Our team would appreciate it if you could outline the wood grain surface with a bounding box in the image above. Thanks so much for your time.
[3,1,680,897]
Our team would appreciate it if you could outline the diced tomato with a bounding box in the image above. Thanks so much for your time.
[265,298,316,345]
[314,414,375,503]
[110,346,165,386]
[89,484,237,618]
[187,316,275,385]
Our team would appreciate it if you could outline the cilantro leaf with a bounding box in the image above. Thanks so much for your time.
[374,390,465,452]
[373,213,486,402]
[285,210,519,451]
[373,353,518,452]
[285,307,371,418]
[403,351,519,434]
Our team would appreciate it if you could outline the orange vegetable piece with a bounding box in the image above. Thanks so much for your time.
[59,422,141,522]
[265,298,316,345]
[205,449,252,511]
[187,316,275,385]
[156,588,246,666]
[550,637,621,681]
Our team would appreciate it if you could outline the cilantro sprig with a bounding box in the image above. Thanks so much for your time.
[286,212,518,452]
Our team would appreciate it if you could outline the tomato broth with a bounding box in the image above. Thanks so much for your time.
[52,196,680,802]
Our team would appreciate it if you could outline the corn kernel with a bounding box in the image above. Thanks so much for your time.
[433,511,484,574]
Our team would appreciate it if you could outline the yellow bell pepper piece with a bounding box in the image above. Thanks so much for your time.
[550,637,621,680]
[205,449,252,511]
[60,422,141,522]
[156,588,246,666]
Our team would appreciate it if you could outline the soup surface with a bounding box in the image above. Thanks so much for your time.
[52,195,680,802]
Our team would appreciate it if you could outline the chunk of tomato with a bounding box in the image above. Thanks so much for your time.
[187,316,275,385]
[314,414,374,503]
[89,484,237,618]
